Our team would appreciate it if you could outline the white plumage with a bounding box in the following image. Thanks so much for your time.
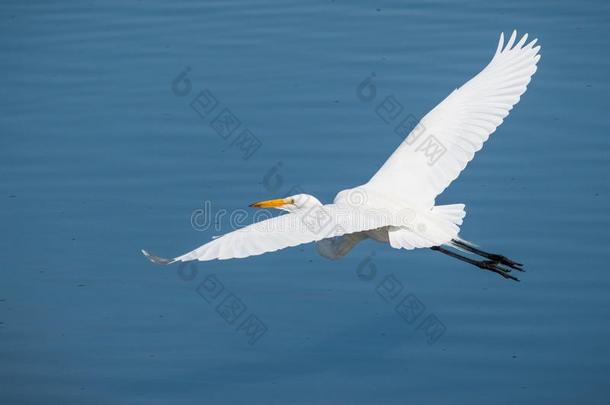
[367,31,540,207]
[143,31,540,278]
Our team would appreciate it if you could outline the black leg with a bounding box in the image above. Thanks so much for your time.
[431,246,520,282]
[451,239,524,271]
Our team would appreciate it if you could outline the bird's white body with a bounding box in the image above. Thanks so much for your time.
[316,188,467,259]
[143,31,540,273]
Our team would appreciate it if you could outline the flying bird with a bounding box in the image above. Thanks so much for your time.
[143,31,540,281]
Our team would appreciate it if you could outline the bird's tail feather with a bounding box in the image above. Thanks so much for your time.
[432,203,466,226]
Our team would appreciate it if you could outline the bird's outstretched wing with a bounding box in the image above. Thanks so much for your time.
[365,31,541,208]
[142,204,396,263]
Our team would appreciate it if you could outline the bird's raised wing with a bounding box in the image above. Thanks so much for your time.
[142,204,399,263]
[365,31,541,208]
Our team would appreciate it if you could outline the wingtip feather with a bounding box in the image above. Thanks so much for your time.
[141,249,175,265]
[496,32,505,55]
[506,30,518,50]
[516,33,528,48]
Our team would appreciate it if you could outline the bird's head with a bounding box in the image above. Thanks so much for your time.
[249,193,322,213]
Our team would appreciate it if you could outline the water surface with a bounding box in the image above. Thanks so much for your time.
[2,0,610,403]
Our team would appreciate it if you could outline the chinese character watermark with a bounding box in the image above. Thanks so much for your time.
[356,73,447,166]
[356,251,447,345]
[172,66,262,160]
[179,263,268,346]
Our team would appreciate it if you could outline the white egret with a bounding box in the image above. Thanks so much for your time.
[143,31,540,281]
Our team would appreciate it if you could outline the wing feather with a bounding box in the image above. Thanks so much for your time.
[365,31,541,207]
[146,204,399,263]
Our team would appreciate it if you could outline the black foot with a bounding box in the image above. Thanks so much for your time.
[452,240,524,272]
[431,246,520,282]
[477,260,520,282]
[487,254,524,271]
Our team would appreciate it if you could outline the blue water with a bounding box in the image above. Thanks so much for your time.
[2,0,610,403]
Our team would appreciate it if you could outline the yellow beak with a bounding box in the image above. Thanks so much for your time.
[249,198,288,208]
